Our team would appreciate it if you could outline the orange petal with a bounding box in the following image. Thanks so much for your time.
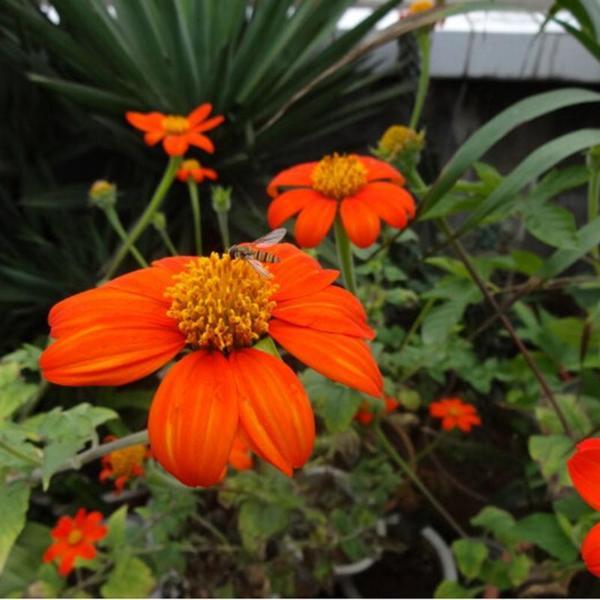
[267,163,319,197]
[125,111,165,133]
[187,103,213,125]
[152,256,196,274]
[267,189,313,228]
[269,320,383,398]
[568,439,600,511]
[202,168,218,180]
[186,132,215,153]
[273,286,374,339]
[231,348,314,474]
[294,197,337,248]
[192,115,224,133]
[340,197,381,248]
[148,351,238,487]
[163,135,189,156]
[144,130,165,146]
[360,155,405,185]
[354,182,415,228]
[583,523,600,577]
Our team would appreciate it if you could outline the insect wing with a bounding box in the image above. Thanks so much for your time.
[247,258,273,279]
[252,228,286,249]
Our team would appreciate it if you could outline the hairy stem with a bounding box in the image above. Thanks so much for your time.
[409,31,431,130]
[104,207,148,268]
[187,180,203,255]
[334,215,357,295]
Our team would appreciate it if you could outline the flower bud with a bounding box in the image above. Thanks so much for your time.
[211,185,232,214]
[88,180,116,210]
[375,125,425,172]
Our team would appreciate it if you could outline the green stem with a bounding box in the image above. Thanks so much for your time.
[334,215,357,295]
[409,31,431,130]
[376,424,467,538]
[158,228,178,256]
[104,156,181,279]
[397,297,434,355]
[104,207,148,268]
[187,180,203,255]
[216,210,230,250]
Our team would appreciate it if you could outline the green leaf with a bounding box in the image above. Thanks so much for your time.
[301,371,364,433]
[528,434,572,486]
[238,499,289,553]
[103,506,128,553]
[535,395,591,438]
[421,88,600,215]
[508,554,532,587]
[0,362,38,421]
[452,539,489,580]
[510,250,544,276]
[434,581,483,599]
[0,481,31,575]
[516,512,578,563]
[470,506,518,547]
[100,556,155,598]
[524,203,578,248]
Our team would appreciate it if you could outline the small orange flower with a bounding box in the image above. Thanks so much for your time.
[99,435,148,493]
[406,0,435,15]
[126,103,224,157]
[229,431,254,472]
[568,438,600,511]
[429,397,481,432]
[43,509,107,576]
[355,396,399,426]
[582,523,600,577]
[267,154,415,248]
[40,244,382,487]
[177,158,218,184]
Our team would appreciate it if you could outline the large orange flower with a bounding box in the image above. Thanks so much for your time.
[126,103,224,157]
[267,154,415,248]
[40,244,382,487]
[429,397,481,432]
[43,509,107,576]
[568,438,600,511]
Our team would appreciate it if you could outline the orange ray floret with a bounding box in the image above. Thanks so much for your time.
[582,523,600,578]
[43,509,107,576]
[355,396,399,426]
[176,158,218,184]
[99,435,148,493]
[229,431,254,472]
[429,397,481,432]
[126,103,224,157]
[568,438,600,511]
[267,154,415,248]
[40,243,382,487]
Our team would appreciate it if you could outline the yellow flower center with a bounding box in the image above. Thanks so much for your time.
[89,180,114,197]
[162,115,190,135]
[108,444,146,478]
[311,153,367,200]
[448,407,460,417]
[67,530,83,545]
[181,159,201,171]
[409,0,435,14]
[166,253,277,352]
[378,125,424,158]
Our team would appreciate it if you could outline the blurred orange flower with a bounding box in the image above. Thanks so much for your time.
[355,396,399,426]
[176,158,218,184]
[267,154,415,248]
[99,435,148,493]
[429,397,481,432]
[43,509,107,576]
[568,438,600,511]
[126,103,224,157]
[407,0,435,15]
[582,523,600,577]
[40,244,382,487]
[228,431,254,472]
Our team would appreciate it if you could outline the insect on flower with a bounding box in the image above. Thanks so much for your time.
[228,228,286,279]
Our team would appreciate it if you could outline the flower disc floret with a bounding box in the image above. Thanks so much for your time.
[109,444,147,478]
[166,253,277,351]
[162,115,190,135]
[311,153,367,200]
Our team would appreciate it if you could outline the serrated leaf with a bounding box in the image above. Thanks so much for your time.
[508,554,532,586]
[452,539,488,580]
[470,506,518,547]
[0,481,31,575]
[528,434,572,486]
[434,581,483,599]
[103,506,128,553]
[516,512,578,563]
[100,556,155,598]
[238,499,289,553]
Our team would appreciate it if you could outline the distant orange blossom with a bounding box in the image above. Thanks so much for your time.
[176,158,218,183]
[429,397,481,432]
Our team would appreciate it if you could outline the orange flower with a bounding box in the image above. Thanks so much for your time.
[229,431,254,472]
[407,0,435,14]
[582,523,600,578]
[126,103,224,157]
[267,154,415,248]
[176,158,218,184]
[40,244,382,487]
[355,396,399,426]
[43,509,107,576]
[568,438,600,511]
[99,435,148,493]
[429,397,481,432]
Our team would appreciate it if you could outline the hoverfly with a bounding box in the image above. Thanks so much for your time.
[228,228,286,279]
